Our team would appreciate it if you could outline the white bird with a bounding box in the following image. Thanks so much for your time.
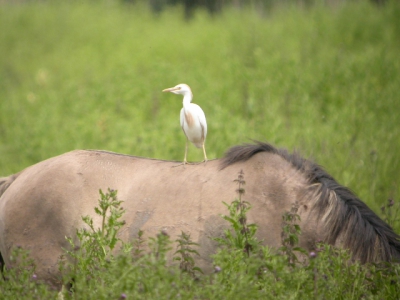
[162,83,208,165]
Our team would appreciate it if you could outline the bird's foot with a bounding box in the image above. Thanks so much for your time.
[172,160,207,167]
[172,161,190,168]
[191,159,207,165]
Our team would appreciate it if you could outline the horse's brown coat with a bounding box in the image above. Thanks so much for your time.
[0,142,399,288]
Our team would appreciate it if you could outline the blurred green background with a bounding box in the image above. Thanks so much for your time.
[0,0,399,222]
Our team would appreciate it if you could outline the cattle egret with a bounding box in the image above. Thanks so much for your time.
[162,83,207,165]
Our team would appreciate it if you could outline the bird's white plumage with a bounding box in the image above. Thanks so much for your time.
[180,104,207,148]
[162,83,208,164]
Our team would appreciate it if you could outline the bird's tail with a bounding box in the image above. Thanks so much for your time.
[193,142,203,148]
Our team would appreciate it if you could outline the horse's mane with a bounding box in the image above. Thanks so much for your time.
[221,141,400,263]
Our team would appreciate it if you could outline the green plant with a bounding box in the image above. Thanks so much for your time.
[148,230,172,263]
[173,231,203,277]
[279,202,307,267]
[380,198,400,229]
[0,247,56,299]
[215,170,259,256]
[132,229,145,260]
[60,188,129,294]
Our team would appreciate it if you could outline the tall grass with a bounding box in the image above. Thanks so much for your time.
[0,1,399,220]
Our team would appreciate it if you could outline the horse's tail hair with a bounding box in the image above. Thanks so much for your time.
[0,173,20,199]
[0,173,20,274]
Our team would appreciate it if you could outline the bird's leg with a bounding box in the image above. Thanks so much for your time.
[183,138,189,165]
[173,139,189,168]
[202,143,208,164]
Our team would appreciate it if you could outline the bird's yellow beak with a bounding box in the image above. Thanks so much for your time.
[162,87,181,93]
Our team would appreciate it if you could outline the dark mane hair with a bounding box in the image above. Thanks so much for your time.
[221,141,400,263]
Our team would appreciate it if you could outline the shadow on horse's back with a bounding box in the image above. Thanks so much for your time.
[0,141,399,288]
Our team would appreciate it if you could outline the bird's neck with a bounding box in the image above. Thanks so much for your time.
[182,93,193,107]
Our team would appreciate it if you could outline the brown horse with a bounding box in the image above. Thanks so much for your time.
[0,142,399,288]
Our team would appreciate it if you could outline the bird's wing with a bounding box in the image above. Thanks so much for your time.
[180,108,189,138]
[192,104,207,140]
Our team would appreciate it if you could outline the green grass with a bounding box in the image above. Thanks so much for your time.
[0,0,399,268]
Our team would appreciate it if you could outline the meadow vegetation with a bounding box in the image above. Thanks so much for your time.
[0,0,400,298]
